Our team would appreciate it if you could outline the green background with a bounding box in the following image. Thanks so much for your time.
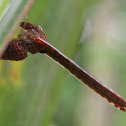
[0,0,126,126]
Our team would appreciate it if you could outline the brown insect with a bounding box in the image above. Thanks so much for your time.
[1,22,126,111]
[1,22,47,61]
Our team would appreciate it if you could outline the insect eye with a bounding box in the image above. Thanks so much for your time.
[20,22,35,30]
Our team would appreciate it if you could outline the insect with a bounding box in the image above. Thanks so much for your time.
[1,22,47,61]
[1,22,126,111]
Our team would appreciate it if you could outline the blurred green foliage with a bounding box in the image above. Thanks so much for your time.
[1,0,126,126]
